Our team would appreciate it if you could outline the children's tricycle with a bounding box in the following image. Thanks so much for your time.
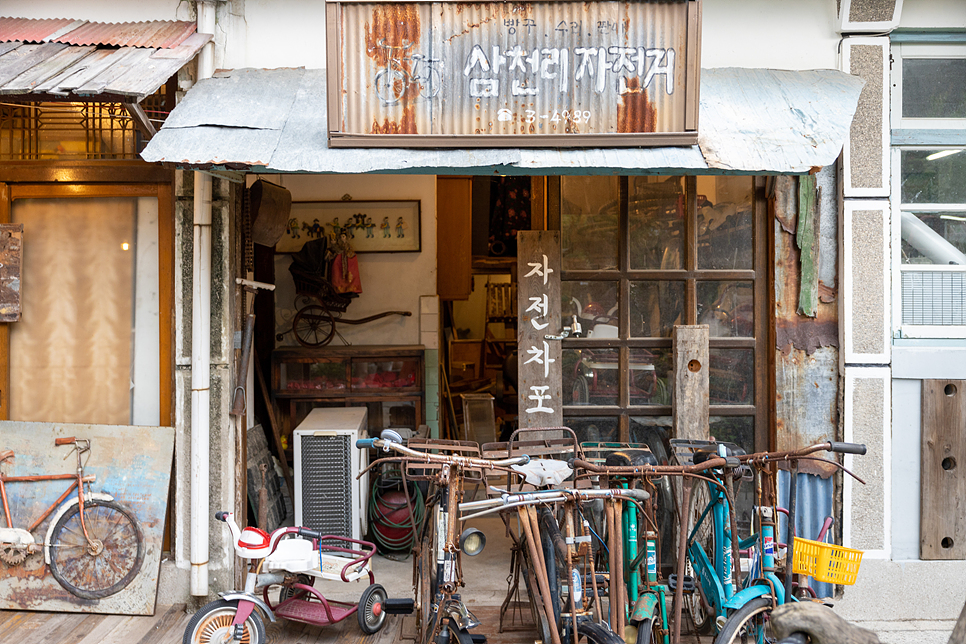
[183,511,413,644]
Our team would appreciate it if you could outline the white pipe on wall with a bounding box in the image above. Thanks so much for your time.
[190,0,217,597]
[900,210,966,266]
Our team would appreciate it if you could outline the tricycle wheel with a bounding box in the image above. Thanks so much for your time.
[358,583,388,634]
[278,574,314,602]
[183,598,265,644]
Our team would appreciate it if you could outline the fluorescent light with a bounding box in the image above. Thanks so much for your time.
[926,149,963,161]
[940,215,966,222]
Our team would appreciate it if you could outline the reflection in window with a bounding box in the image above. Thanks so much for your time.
[565,417,619,443]
[630,281,684,338]
[901,149,966,204]
[561,176,619,270]
[629,177,685,269]
[697,281,755,337]
[900,211,966,265]
[630,348,671,405]
[562,281,619,338]
[709,349,754,405]
[696,176,753,270]
[564,348,619,406]
[902,59,966,119]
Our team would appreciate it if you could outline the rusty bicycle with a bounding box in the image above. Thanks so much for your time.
[0,436,144,599]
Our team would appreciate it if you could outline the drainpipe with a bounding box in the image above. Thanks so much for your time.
[190,0,216,597]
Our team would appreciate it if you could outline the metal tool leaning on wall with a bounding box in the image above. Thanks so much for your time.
[357,429,532,644]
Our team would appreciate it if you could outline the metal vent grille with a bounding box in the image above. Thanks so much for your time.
[299,434,352,539]
[902,270,966,325]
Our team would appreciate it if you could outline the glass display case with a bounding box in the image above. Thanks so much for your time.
[272,345,424,437]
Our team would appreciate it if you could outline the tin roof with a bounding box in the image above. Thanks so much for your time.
[141,66,865,175]
[0,17,210,101]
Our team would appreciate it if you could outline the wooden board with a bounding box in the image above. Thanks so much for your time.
[672,325,709,441]
[246,424,287,532]
[921,379,966,559]
[517,231,562,429]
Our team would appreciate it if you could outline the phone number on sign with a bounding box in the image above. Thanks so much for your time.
[496,108,593,123]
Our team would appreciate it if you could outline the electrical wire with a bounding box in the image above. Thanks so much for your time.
[368,470,425,553]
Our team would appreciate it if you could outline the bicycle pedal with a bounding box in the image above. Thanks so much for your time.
[667,574,695,592]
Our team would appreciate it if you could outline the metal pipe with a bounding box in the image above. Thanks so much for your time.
[190,0,216,598]
[672,480,691,644]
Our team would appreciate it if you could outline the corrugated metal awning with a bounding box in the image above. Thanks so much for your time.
[140,66,864,175]
[0,17,211,102]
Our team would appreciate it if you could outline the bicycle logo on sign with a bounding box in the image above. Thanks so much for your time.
[374,39,442,106]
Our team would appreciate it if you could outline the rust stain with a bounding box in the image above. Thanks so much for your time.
[371,105,417,134]
[365,4,422,134]
[818,281,836,303]
[617,76,656,133]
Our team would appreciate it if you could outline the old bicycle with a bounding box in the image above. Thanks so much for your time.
[0,437,144,599]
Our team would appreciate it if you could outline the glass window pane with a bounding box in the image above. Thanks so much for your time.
[565,416,619,443]
[697,281,755,337]
[901,149,966,204]
[709,416,755,534]
[899,211,966,265]
[562,281,619,338]
[709,349,754,405]
[564,348,619,406]
[696,176,754,269]
[902,59,966,119]
[629,281,684,338]
[628,176,685,269]
[561,176,619,270]
[630,348,671,406]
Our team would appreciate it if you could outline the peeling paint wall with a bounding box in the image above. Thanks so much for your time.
[774,166,840,472]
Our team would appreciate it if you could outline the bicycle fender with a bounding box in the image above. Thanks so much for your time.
[630,592,659,623]
[689,543,726,615]
[43,492,115,565]
[722,584,772,610]
[219,591,277,623]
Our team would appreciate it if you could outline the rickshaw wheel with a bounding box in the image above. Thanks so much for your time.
[293,305,335,347]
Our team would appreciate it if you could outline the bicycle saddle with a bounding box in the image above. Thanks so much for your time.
[604,449,657,467]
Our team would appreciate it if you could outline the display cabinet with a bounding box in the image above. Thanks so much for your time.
[271,345,425,438]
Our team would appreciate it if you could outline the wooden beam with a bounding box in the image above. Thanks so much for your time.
[124,102,156,139]
[672,325,709,441]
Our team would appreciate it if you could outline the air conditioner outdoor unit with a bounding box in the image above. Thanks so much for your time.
[293,407,368,542]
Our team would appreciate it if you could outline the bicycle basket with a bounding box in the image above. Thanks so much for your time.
[792,537,863,585]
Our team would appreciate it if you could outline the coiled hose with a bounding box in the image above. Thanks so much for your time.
[368,470,425,553]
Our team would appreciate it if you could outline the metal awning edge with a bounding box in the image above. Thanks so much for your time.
[141,66,865,175]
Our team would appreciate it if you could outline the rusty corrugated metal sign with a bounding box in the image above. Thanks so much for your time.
[0,17,197,49]
[326,0,700,147]
[0,224,23,323]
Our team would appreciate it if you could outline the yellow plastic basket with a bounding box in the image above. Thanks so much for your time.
[791,537,864,585]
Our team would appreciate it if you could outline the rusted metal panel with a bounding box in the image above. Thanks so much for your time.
[330,0,699,146]
[774,172,839,470]
[0,224,23,322]
[0,17,197,49]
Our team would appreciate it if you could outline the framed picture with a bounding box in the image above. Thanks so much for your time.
[277,200,421,253]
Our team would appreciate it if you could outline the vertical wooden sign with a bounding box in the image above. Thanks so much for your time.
[672,325,709,441]
[517,231,562,429]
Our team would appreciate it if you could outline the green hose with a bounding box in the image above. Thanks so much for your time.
[369,470,425,554]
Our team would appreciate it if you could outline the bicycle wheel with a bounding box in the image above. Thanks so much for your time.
[278,573,313,602]
[48,499,144,600]
[293,304,335,347]
[375,68,407,105]
[575,619,626,644]
[416,504,439,643]
[438,618,473,644]
[358,583,389,634]
[713,596,773,644]
[635,605,663,644]
[419,66,442,99]
[685,482,715,634]
[183,598,266,644]
[572,375,590,404]
[538,506,564,629]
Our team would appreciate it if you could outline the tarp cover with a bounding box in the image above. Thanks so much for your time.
[141,67,864,175]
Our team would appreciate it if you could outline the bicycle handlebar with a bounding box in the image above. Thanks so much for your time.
[829,441,866,455]
[359,436,530,469]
